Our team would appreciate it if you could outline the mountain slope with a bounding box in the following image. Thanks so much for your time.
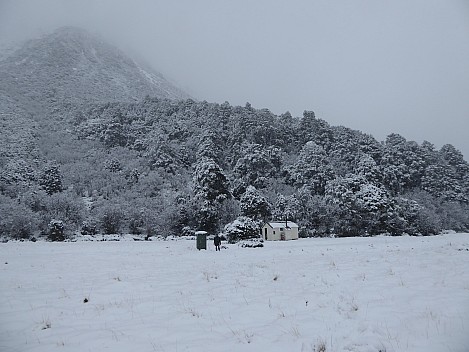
[0,26,190,111]
[1,27,468,240]
[0,26,190,195]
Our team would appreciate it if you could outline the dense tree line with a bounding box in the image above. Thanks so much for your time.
[1,97,468,241]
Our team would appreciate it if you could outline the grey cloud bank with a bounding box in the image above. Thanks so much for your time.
[1,0,468,158]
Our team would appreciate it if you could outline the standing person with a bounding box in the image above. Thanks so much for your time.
[214,234,221,251]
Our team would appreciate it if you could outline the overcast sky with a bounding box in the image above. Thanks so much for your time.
[1,0,469,158]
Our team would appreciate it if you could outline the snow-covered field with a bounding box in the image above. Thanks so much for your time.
[1,234,469,352]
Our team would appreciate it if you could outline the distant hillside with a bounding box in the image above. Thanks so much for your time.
[2,97,469,240]
[0,26,190,195]
[0,26,189,112]
[0,28,468,241]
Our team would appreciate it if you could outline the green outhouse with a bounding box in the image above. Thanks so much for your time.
[195,231,207,250]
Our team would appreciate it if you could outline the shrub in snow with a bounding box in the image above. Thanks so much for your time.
[11,213,37,239]
[81,220,98,236]
[0,195,39,240]
[42,191,86,234]
[98,206,124,234]
[395,197,441,235]
[240,240,264,248]
[223,216,261,244]
[128,212,144,235]
[48,220,65,241]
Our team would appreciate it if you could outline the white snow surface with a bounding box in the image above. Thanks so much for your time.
[1,234,469,352]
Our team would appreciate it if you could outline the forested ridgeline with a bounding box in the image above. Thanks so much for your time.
[1,97,468,241]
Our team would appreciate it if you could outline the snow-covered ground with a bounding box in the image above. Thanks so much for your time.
[1,234,468,352]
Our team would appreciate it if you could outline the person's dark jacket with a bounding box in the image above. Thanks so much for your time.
[214,235,221,246]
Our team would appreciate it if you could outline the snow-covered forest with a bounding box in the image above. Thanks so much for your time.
[1,27,468,241]
[2,96,468,241]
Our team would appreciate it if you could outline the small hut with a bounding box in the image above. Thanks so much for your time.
[262,221,299,241]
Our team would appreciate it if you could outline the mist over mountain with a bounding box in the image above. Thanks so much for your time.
[1,26,189,178]
[0,27,189,111]
[1,27,468,241]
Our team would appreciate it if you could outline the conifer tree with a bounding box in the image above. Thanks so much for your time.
[39,165,63,195]
[239,186,271,221]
